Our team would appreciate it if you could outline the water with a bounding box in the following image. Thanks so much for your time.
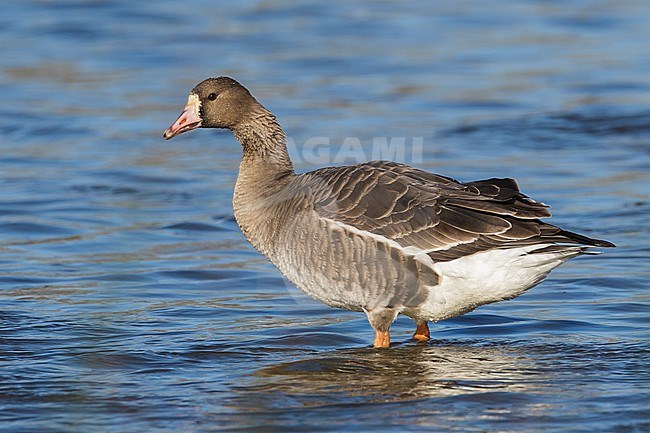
[1,1,649,432]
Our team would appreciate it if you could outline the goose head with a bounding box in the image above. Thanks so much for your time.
[163,77,255,139]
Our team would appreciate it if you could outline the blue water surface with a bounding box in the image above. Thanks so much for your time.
[1,1,649,432]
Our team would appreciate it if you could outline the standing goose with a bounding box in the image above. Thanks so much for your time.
[163,77,615,348]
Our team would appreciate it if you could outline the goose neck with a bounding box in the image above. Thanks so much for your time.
[232,106,294,177]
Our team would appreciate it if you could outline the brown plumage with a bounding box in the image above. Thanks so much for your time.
[164,77,615,349]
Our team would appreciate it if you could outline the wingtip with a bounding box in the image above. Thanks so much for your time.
[557,229,616,248]
[594,239,616,248]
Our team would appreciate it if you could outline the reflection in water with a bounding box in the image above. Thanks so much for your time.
[221,339,647,431]
[232,342,546,417]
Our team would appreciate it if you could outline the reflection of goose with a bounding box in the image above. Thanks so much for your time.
[164,77,615,348]
[247,343,539,404]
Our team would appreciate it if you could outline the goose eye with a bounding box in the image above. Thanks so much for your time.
[207,92,217,101]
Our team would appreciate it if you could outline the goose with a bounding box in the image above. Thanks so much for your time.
[163,77,615,348]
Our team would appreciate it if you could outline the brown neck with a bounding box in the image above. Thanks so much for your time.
[231,105,296,246]
[231,104,294,178]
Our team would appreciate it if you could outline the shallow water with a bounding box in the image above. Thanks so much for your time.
[1,1,649,432]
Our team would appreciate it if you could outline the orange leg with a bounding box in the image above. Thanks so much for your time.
[365,307,398,349]
[413,322,430,342]
[373,330,390,348]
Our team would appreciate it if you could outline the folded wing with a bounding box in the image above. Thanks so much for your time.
[297,161,613,262]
